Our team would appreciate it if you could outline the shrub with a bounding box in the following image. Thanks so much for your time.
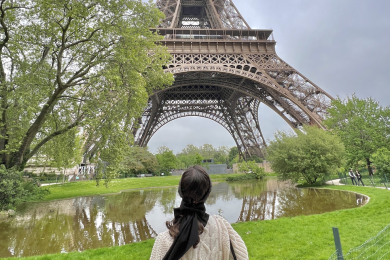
[0,165,50,211]
[266,125,345,185]
[0,166,24,210]
[227,161,266,181]
[226,173,260,181]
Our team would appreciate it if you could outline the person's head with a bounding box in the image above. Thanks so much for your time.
[178,165,212,204]
[350,168,353,172]
[166,165,212,246]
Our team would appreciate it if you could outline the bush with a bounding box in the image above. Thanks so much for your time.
[0,166,24,210]
[266,125,345,185]
[0,165,50,211]
[239,161,266,178]
[227,161,266,181]
[226,173,261,181]
[117,169,137,178]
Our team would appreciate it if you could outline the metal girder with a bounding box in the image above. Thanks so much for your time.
[134,85,266,158]
[157,0,249,29]
[133,0,333,159]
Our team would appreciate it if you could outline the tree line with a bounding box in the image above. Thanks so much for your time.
[118,144,252,177]
[267,95,390,185]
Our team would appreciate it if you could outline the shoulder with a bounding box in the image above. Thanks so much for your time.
[211,215,232,227]
[153,230,174,251]
[155,230,173,243]
[150,231,173,260]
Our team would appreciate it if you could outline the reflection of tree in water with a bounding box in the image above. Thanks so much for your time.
[276,189,367,218]
[0,189,171,258]
[0,182,368,258]
[157,188,177,214]
[207,182,238,205]
[235,180,367,222]
[237,191,278,222]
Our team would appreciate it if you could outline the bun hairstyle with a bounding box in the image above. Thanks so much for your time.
[166,165,212,248]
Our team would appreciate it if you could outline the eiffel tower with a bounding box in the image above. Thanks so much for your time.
[134,0,333,159]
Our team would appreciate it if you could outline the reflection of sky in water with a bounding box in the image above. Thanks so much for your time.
[0,179,367,258]
[146,185,244,234]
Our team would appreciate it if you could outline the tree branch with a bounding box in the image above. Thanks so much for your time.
[24,117,83,162]
[65,28,101,49]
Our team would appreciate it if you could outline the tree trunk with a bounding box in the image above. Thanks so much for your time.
[366,158,374,176]
[12,87,65,169]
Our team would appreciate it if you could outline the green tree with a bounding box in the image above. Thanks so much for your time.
[194,153,203,165]
[372,148,390,179]
[238,160,266,179]
[266,126,345,185]
[37,128,82,172]
[200,144,215,159]
[228,147,239,162]
[156,146,176,175]
[120,146,159,176]
[247,155,263,163]
[0,0,173,170]
[227,146,240,168]
[324,95,390,175]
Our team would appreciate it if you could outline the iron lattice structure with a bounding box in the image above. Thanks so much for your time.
[134,0,333,158]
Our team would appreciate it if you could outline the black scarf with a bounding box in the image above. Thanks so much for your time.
[162,201,209,260]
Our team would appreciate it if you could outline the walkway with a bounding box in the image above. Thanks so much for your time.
[326,179,389,190]
[325,179,344,185]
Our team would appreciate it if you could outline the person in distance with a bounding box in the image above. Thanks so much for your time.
[150,165,249,260]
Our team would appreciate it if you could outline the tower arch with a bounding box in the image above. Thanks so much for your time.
[133,0,333,159]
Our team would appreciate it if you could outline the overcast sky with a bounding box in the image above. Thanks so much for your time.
[148,0,390,154]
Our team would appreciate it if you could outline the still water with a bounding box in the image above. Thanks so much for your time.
[0,179,367,257]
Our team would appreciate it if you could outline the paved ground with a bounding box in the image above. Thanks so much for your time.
[325,179,344,185]
[326,179,389,190]
[40,182,61,187]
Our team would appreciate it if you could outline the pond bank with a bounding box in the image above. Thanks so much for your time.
[4,185,389,260]
[35,174,245,202]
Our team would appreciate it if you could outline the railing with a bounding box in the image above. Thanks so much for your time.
[336,172,389,190]
[329,224,390,260]
[150,28,275,42]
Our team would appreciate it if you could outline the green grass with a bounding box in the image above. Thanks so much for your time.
[233,186,390,259]
[38,174,243,201]
[10,185,390,260]
[4,240,155,260]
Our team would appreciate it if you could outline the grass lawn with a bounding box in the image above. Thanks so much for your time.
[38,174,243,201]
[9,185,390,260]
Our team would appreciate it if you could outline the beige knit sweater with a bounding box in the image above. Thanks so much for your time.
[150,215,249,260]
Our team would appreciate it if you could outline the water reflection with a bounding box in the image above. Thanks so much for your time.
[0,179,367,258]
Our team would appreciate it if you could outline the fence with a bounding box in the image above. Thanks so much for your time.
[323,172,390,190]
[328,224,390,260]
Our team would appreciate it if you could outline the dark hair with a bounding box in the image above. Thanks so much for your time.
[166,165,212,248]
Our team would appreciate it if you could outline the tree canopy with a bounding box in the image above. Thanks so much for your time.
[266,126,345,185]
[324,95,390,175]
[0,0,173,171]
[156,146,176,175]
[372,148,390,180]
[175,144,230,168]
[119,146,159,176]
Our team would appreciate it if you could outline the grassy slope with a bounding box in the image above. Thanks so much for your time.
[10,185,390,260]
[234,186,390,259]
[39,174,241,201]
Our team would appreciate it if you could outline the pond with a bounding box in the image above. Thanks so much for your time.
[0,179,367,258]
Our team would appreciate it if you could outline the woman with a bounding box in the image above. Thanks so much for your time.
[355,170,365,186]
[150,165,249,260]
